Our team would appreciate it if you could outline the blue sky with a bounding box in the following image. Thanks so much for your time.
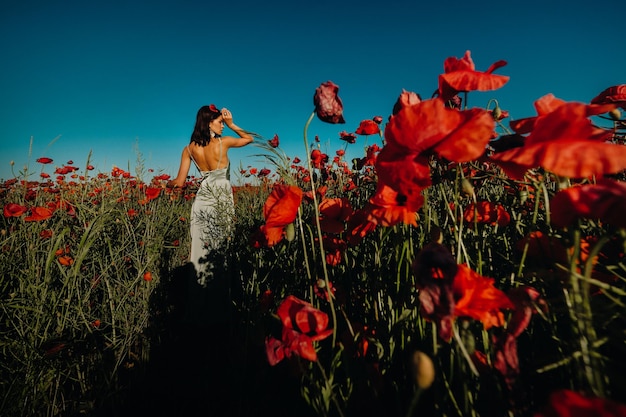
[1,0,624,183]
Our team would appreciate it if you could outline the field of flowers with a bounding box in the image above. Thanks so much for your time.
[2,51,626,417]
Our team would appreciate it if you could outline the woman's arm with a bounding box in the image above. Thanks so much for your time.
[167,147,192,188]
[222,108,254,148]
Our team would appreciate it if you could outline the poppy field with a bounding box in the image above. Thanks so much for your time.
[2,51,626,417]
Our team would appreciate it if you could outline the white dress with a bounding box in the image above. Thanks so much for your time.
[187,138,234,286]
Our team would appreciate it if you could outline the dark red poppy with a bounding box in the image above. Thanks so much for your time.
[535,389,626,417]
[24,206,54,222]
[258,168,271,177]
[3,203,28,217]
[319,197,353,234]
[36,157,53,164]
[373,115,383,124]
[591,84,626,109]
[550,179,626,229]
[339,131,357,144]
[355,119,380,136]
[265,295,333,365]
[437,50,509,101]
[313,81,345,124]
[268,134,279,148]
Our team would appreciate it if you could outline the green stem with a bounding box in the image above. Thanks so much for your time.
[304,111,338,345]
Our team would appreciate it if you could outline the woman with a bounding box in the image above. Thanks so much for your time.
[168,104,253,285]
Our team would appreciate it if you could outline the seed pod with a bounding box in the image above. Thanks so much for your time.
[410,351,435,389]
[609,108,621,121]
[461,178,474,196]
[285,222,295,241]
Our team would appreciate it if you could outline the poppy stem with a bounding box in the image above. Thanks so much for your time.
[304,110,338,346]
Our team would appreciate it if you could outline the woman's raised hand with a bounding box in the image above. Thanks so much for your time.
[221,108,233,126]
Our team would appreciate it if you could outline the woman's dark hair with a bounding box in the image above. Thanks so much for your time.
[190,105,221,146]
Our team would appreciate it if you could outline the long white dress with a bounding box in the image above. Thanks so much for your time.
[187,138,234,286]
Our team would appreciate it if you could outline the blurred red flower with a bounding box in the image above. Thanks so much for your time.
[319,197,353,234]
[438,50,509,101]
[36,157,53,164]
[145,186,161,201]
[535,389,626,417]
[265,295,333,365]
[3,203,28,217]
[355,119,380,136]
[463,201,511,226]
[269,134,279,148]
[339,131,357,144]
[24,206,54,222]
[143,271,153,282]
[392,89,421,115]
[366,182,420,227]
[550,179,626,229]
[591,84,626,109]
[58,255,74,266]
[313,80,345,124]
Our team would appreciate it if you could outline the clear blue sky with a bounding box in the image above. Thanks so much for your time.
[1,0,623,183]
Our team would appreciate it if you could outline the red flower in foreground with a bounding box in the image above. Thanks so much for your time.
[253,184,303,247]
[318,197,353,234]
[36,157,53,164]
[265,295,333,365]
[24,206,54,222]
[3,203,28,218]
[392,89,421,115]
[591,84,626,109]
[438,50,509,101]
[355,119,380,136]
[535,389,626,417]
[490,95,624,180]
[550,179,626,229]
[145,186,161,201]
[313,81,345,124]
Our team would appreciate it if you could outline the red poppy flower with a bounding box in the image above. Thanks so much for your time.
[375,144,432,200]
[3,203,28,217]
[58,255,74,266]
[258,168,271,177]
[413,243,512,341]
[323,236,346,266]
[255,184,303,247]
[310,149,328,168]
[24,206,54,222]
[437,50,509,101]
[463,201,511,226]
[339,131,357,144]
[268,134,279,148]
[40,229,53,239]
[591,84,626,109]
[385,98,495,162]
[313,81,345,124]
[490,98,626,180]
[355,119,380,136]
[319,197,353,234]
[550,179,626,229]
[36,157,53,164]
[536,389,626,417]
[392,89,422,115]
[145,186,161,201]
[265,295,333,365]
[143,271,153,282]
[366,182,421,227]
[208,104,220,113]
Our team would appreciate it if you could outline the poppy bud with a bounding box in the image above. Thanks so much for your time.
[492,105,502,120]
[609,108,621,120]
[410,351,435,389]
[519,190,528,204]
[285,222,295,242]
[461,178,474,196]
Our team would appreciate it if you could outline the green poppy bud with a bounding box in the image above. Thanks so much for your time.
[285,222,295,242]
[410,351,435,389]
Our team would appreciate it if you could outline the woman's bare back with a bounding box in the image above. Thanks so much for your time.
[189,140,228,172]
